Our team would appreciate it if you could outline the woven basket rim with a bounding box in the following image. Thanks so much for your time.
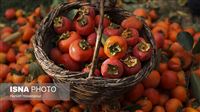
[32,1,157,87]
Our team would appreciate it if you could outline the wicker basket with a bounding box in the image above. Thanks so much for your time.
[32,1,157,105]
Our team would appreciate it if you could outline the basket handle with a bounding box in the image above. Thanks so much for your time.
[88,0,105,78]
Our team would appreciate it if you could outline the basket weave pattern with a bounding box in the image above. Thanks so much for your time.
[32,2,157,104]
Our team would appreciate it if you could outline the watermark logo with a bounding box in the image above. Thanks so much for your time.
[0,83,70,100]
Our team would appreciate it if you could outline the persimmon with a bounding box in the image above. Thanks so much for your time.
[167,56,182,71]
[136,99,153,112]
[16,17,27,26]
[158,62,168,73]
[34,7,41,17]
[177,71,186,86]
[152,106,165,112]
[171,86,188,102]
[163,39,173,51]
[156,20,169,30]
[175,51,192,69]
[143,88,160,105]
[15,9,24,17]
[127,83,144,101]
[16,55,29,66]
[19,44,29,53]
[183,107,199,112]
[5,8,16,20]
[152,26,168,38]
[6,48,17,63]
[69,106,83,112]
[42,92,60,107]
[0,52,7,64]
[52,104,65,112]
[0,26,13,34]
[161,70,178,89]
[184,27,195,36]
[121,16,143,30]
[79,104,87,110]
[165,98,182,112]
[142,70,160,88]
[30,100,42,106]
[5,72,13,83]
[169,42,184,55]
[12,74,25,83]
[159,93,169,106]
[0,64,10,79]
[62,100,75,110]
[133,8,148,18]
[169,30,181,42]
[149,9,158,20]
[37,74,52,84]
[32,103,50,112]
[14,104,32,112]
[0,98,12,112]
[21,26,35,42]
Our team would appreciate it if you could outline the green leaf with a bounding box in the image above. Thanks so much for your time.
[193,39,200,54]
[190,73,200,102]
[177,31,194,51]
[29,62,44,80]
[65,9,78,21]
[101,34,108,45]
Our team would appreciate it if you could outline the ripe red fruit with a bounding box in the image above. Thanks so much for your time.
[121,16,143,30]
[6,48,17,63]
[58,31,81,53]
[101,58,124,78]
[74,15,94,36]
[53,16,71,34]
[0,98,12,112]
[126,83,144,101]
[14,104,32,112]
[0,41,10,53]
[5,8,16,20]
[69,39,93,62]
[142,70,160,88]
[103,24,122,36]
[161,70,178,89]
[50,48,62,64]
[122,56,141,76]
[78,6,95,18]
[0,26,13,34]
[87,33,97,46]
[143,88,160,105]
[60,54,80,71]
[95,15,111,28]
[167,56,181,71]
[104,36,127,59]
[121,28,139,46]
[82,65,100,76]
[153,32,164,49]
[133,41,152,61]
[0,64,10,79]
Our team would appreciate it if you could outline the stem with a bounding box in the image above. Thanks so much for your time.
[88,0,104,78]
[3,31,22,43]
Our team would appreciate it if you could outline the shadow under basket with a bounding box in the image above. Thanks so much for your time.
[32,2,157,105]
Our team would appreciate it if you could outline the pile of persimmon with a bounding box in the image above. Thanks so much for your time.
[50,6,153,78]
